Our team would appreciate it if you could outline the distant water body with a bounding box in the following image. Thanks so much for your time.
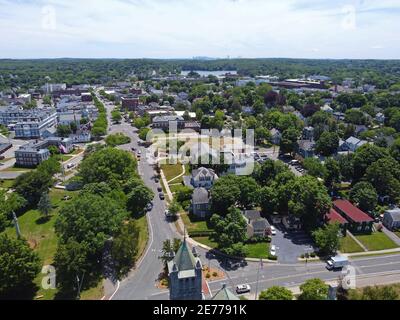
[180,70,237,77]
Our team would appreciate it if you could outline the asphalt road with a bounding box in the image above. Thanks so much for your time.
[98,95,400,300]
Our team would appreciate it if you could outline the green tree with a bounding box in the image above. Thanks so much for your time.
[312,222,340,255]
[324,158,341,191]
[78,147,137,186]
[353,144,389,181]
[57,124,72,137]
[350,182,378,213]
[55,194,127,253]
[210,175,241,216]
[125,178,154,215]
[0,235,40,298]
[390,138,400,162]
[14,170,52,205]
[111,221,139,279]
[303,158,327,178]
[210,207,247,256]
[349,285,399,300]
[298,278,329,300]
[315,132,339,156]
[280,128,300,156]
[287,176,331,230]
[38,192,52,218]
[364,157,400,202]
[259,286,293,300]
[53,240,93,294]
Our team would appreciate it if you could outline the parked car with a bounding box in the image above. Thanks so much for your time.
[146,202,153,211]
[159,192,165,200]
[66,163,75,169]
[155,178,160,183]
[270,226,276,236]
[157,187,163,193]
[236,284,251,294]
[270,245,277,256]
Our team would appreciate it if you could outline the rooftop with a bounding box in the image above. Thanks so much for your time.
[333,199,374,223]
[326,208,348,224]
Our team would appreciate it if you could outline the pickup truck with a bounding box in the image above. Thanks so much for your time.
[326,255,349,270]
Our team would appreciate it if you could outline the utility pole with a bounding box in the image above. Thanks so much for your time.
[12,211,21,239]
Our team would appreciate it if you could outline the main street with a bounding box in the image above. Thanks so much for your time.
[98,95,400,300]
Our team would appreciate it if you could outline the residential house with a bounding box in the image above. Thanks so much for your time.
[296,140,316,158]
[375,113,385,124]
[168,238,203,300]
[333,199,374,233]
[244,210,271,238]
[342,136,367,152]
[382,208,400,231]
[190,167,218,190]
[321,104,334,114]
[302,126,315,140]
[191,188,211,218]
[270,128,282,145]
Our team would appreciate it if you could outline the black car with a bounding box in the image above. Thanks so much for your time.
[155,178,160,183]
[157,187,162,193]
[159,192,165,200]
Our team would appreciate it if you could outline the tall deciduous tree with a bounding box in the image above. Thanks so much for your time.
[350,182,378,213]
[298,278,329,300]
[0,235,40,298]
[259,286,293,300]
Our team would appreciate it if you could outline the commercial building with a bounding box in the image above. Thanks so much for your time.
[333,199,374,233]
[15,138,73,167]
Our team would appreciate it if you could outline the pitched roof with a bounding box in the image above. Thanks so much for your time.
[333,200,374,223]
[173,238,198,271]
[244,210,261,221]
[211,284,239,301]
[326,208,348,224]
[192,167,217,180]
[385,208,400,221]
[192,187,209,204]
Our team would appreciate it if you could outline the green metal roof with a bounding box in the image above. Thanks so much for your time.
[173,239,197,271]
[211,285,239,301]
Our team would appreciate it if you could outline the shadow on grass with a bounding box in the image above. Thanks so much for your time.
[36,216,52,225]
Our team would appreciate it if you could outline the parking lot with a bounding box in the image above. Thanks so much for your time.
[271,223,315,264]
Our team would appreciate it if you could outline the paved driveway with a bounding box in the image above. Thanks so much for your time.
[271,224,315,264]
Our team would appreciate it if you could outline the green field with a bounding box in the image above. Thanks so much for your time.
[192,236,218,249]
[161,164,183,182]
[340,236,365,253]
[355,232,399,251]
[181,213,213,233]
[244,242,270,259]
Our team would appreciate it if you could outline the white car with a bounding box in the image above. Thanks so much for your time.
[270,226,276,236]
[270,245,277,256]
[236,284,251,294]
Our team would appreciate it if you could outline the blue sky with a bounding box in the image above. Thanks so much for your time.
[0,0,399,59]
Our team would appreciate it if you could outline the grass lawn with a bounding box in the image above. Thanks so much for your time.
[245,242,270,259]
[1,188,103,300]
[355,232,399,251]
[0,179,15,189]
[134,214,149,261]
[181,213,213,234]
[161,164,183,182]
[340,236,365,253]
[170,183,184,194]
[192,236,218,249]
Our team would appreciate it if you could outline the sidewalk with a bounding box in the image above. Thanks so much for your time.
[381,226,400,246]
[347,247,400,258]
[160,169,173,202]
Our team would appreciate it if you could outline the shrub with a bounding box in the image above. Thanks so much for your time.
[206,273,211,279]
[212,272,218,277]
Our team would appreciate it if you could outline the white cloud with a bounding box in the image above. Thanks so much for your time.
[0,0,399,58]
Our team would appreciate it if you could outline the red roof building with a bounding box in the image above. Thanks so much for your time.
[333,199,374,233]
[326,208,348,225]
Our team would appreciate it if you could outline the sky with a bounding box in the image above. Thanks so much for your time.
[0,0,399,59]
